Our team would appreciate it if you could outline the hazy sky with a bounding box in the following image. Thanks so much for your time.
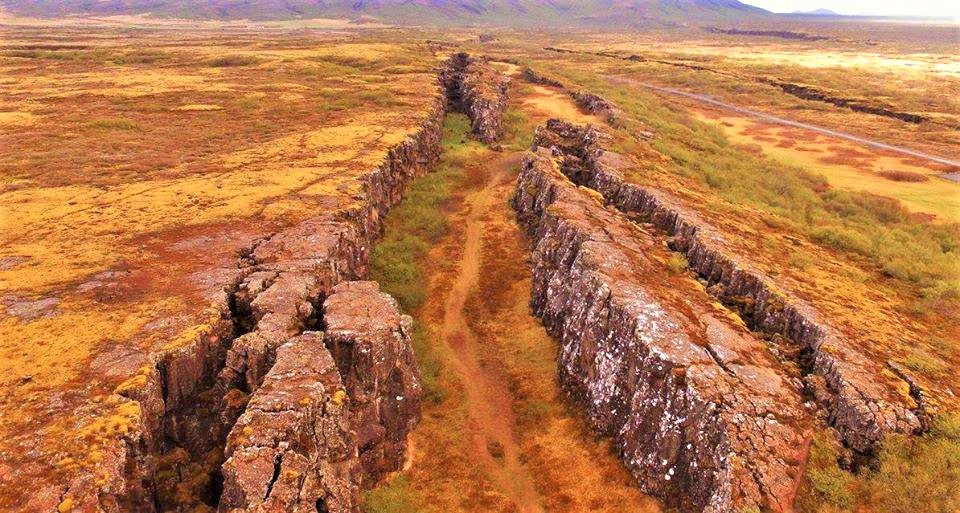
[742,0,960,18]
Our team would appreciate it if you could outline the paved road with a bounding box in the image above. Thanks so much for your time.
[611,76,960,169]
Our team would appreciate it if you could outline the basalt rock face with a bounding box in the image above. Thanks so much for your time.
[758,78,926,124]
[533,119,922,453]
[441,52,510,144]
[571,91,623,125]
[512,148,810,513]
[59,89,445,512]
[323,281,422,483]
[521,66,564,88]
[219,331,359,513]
[220,281,421,513]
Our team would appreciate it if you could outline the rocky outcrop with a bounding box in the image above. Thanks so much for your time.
[521,66,564,88]
[220,280,421,513]
[441,52,510,144]
[512,147,810,513]
[532,119,922,454]
[571,91,623,125]
[219,331,359,513]
[758,78,926,124]
[56,87,447,513]
[322,281,422,484]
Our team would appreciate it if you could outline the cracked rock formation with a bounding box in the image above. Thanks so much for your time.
[219,331,359,513]
[531,119,922,454]
[220,281,421,513]
[323,281,422,484]
[57,93,445,513]
[512,146,810,512]
[53,52,505,513]
[441,52,510,144]
[571,91,624,125]
[521,66,564,88]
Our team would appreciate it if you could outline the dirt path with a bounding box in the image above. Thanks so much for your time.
[611,76,960,168]
[438,152,545,513]
[372,78,660,513]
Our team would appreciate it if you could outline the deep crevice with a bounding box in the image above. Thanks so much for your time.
[95,52,502,513]
[543,46,936,126]
[531,119,923,456]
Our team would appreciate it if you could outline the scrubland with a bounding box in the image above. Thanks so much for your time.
[0,25,446,506]
[1,15,958,513]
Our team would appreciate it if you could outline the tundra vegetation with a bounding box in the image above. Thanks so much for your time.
[0,6,958,513]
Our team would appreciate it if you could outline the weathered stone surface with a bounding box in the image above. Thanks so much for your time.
[60,85,447,512]
[571,91,623,125]
[219,332,359,513]
[532,119,922,453]
[441,52,510,144]
[323,281,422,484]
[512,147,810,513]
[521,66,564,88]
[58,51,516,511]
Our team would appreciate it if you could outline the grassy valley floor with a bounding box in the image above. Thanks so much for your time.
[366,105,662,512]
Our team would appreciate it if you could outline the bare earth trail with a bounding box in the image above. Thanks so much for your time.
[611,76,960,168]
[439,152,545,513]
[396,81,661,511]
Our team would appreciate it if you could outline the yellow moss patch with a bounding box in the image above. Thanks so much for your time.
[173,104,223,111]
[0,111,39,126]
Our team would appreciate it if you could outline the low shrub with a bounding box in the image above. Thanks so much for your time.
[904,348,946,376]
[797,413,960,512]
[877,169,929,182]
[208,54,260,67]
[85,118,142,131]
[361,476,423,513]
[666,253,689,275]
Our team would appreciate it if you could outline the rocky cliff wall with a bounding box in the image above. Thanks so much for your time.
[512,147,810,513]
[441,52,510,144]
[58,88,446,513]
[322,281,422,484]
[218,331,358,513]
[531,119,922,454]
[219,280,421,513]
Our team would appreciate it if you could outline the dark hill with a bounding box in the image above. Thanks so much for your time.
[0,0,770,24]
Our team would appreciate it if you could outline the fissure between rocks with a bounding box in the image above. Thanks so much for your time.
[542,46,934,126]
[58,51,511,513]
[532,119,923,456]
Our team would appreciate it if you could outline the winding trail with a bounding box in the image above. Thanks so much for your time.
[612,76,960,169]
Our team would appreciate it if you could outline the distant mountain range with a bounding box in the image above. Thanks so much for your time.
[0,0,771,24]
[791,8,838,15]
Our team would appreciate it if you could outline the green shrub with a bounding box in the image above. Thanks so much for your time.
[797,434,856,511]
[410,324,444,405]
[516,398,552,427]
[358,87,404,107]
[904,348,946,376]
[867,417,960,513]
[369,113,473,312]
[797,414,960,512]
[666,253,689,275]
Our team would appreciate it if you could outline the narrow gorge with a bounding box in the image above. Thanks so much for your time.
[56,53,509,513]
[52,51,941,513]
